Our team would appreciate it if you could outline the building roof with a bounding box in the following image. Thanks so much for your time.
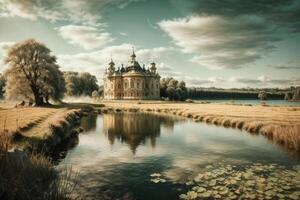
[104,50,159,78]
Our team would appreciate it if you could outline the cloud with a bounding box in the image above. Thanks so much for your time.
[267,64,300,70]
[189,0,300,33]
[57,43,174,83]
[0,41,14,55]
[158,0,300,69]
[158,15,278,69]
[0,41,14,71]
[229,76,300,87]
[56,25,114,50]
[0,0,141,25]
[119,32,127,36]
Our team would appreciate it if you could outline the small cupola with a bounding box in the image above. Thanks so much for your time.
[108,58,115,73]
[150,62,156,73]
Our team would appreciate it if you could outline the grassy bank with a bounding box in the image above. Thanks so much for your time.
[0,132,77,200]
[0,102,94,200]
[0,103,85,152]
[102,100,300,153]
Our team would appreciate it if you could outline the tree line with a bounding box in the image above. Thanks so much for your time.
[186,88,287,100]
[0,39,99,106]
[1,39,299,104]
[160,77,188,101]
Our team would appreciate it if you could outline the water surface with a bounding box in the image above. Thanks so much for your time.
[194,99,300,106]
[58,112,300,200]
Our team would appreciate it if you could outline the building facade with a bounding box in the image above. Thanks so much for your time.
[103,51,160,100]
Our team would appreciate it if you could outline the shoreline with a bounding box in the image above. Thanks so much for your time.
[0,103,96,154]
[100,101,300,152]
[1,100,300,153]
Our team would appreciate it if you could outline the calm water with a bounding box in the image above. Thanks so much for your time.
[58,113,300,200]
[194,99,300,106]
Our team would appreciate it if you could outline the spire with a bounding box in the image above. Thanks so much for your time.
[131,46,136,60]
[109,57,115,66]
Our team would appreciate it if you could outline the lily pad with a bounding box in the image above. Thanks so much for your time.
[150,173,161,177]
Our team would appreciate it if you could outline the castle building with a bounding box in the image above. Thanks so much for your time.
[103,50,160,100]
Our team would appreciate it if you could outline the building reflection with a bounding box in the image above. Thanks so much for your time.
[102,113,178,154]
[80,114,97,132]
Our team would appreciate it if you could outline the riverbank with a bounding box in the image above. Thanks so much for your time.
[0,101,105,153]
[101,100,300,152]
[0,102,98,199]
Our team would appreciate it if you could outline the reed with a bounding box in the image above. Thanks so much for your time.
[0,131,78,200]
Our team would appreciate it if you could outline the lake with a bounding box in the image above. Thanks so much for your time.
[194,99,300,106]
[58,112,300,200]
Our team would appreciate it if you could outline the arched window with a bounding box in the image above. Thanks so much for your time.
[118,83,121,89]
[130,81,134,88]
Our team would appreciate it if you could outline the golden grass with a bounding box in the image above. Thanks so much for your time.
[0,105,80,140]
[0,132,78,200]
[102,100,300,151]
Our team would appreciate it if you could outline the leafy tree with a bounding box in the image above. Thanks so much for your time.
[0,73,6,99]
[258,91,268,100]
[292,87,300,100]
[4,39,65,105]
[284,92,293,100]
[160,77,187,101]
[80,72,99,96]
[64,71,98,96]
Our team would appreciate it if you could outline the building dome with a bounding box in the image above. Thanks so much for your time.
[126,50,143,72]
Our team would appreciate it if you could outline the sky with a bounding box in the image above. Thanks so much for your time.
[0,0,300,88]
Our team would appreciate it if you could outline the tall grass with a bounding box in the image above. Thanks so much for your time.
[0,131,78,200]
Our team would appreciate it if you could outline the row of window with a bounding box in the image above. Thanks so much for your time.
[104,91,159,97]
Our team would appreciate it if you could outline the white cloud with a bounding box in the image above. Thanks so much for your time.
[0,41,14,55]
[56,24,114,50]
[0,0,141,25]
[0,41,14,72]
[119,32,127,36]
[57,43,174,83]
[158,15,278,69]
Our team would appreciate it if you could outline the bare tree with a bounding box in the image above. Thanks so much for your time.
[4,39,65,105]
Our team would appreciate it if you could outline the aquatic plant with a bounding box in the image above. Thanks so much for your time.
[178,162,300,200]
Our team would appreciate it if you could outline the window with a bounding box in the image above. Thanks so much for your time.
[137,82,140,88]
[118,84,121,89]
[125,82,128,89]
[131,81,134,88]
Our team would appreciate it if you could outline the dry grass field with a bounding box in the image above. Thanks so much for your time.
[0,102,80,140]
[102,100,300,151]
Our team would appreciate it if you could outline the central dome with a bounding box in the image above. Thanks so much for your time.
[126,50,143,72]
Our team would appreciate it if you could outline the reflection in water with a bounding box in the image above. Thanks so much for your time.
[102,113,180,154]
[80,113,97,132]
[59,113,300,200]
